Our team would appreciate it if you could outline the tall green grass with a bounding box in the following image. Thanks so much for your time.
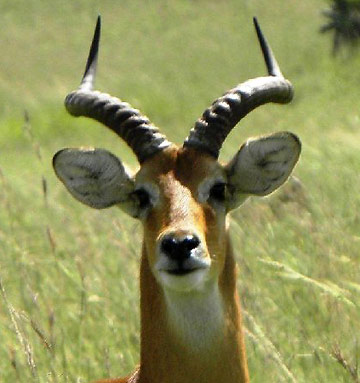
[1,0,360,382]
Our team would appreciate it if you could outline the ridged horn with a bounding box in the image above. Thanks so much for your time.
[183,17,294,158]
[65,16,171,163]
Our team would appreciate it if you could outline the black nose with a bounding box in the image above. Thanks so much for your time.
[161,234,200,261]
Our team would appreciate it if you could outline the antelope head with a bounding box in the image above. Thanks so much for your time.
[53,16,300,310]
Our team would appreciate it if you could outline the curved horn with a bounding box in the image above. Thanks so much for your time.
[65,16,171,163]
[183,17,294,158]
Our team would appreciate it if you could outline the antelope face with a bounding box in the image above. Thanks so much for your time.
[54,130,300,294]
[53,17,301,293]
[136,147,228,292]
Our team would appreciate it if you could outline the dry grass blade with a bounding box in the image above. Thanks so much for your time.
[30,318,53,354]
[22,111,47,202]
[46,225,57,254]
[331,344,359,382]
[259,258,355,307]
[0,165,15,235]
[9,347,23,382]
[244,309,298,383]
[22,110,42,162]
[42,176,48,206]
[22,110,58,254]
[0,277,38,380]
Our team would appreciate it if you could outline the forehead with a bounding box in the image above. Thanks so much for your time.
[136,146,224,187]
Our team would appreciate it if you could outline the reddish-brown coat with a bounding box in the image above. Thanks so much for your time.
[95,146,250,383]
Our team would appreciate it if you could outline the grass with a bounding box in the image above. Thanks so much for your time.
[1,0,360,382]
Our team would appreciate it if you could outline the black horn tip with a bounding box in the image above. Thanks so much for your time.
[80,15,101,90]
[253,17,283,78]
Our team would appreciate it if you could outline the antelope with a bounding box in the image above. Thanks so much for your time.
[53,16,301,383]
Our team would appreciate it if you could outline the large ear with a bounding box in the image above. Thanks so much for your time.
[53,148,136,212]
[225,132,301,210]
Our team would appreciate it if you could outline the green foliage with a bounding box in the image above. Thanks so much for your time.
[321,0,360,54]
[1,0,360,382]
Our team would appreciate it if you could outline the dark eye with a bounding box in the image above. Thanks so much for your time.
[209,182,226,202]
[133,188,150,209]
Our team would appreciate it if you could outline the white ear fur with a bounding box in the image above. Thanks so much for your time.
[225,132,301,209]
[53,148,135,210]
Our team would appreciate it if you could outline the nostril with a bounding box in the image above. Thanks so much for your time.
[161,234,200,260]
[161,236,178,256]
[182,235,200,252]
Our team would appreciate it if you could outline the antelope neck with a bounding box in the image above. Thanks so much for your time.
[138,238,250,383]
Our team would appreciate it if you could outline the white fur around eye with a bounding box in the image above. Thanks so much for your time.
[198,177,226,204]
[134,183,160,208]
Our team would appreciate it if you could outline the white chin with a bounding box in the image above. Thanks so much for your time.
[158,269,209,292]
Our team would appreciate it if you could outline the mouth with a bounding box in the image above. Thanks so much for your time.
[156,263,210,292]
[165,267,203,276]
[155,252,211,291]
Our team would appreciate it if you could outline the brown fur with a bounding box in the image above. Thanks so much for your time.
[96,146,249,383]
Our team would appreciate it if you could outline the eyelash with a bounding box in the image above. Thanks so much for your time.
[133,188,151,209]
[134,183,226,210]
[209,182,226,202]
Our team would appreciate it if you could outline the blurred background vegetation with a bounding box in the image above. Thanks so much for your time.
[0,0,360,382]
[321,0,360,54]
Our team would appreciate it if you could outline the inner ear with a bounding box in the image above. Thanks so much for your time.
[53,148,135,209]
[225,132,301,204]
